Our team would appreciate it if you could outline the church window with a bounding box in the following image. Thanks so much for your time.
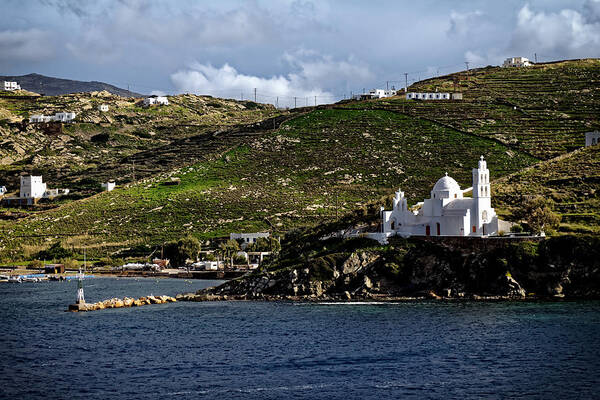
[391,221,395,230]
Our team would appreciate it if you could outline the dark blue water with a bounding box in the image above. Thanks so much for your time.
[1,278,599,399]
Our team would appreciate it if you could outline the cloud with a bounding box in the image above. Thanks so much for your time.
[0,28,55,63]
[509,4,600,59]
[170,52,373,107]
[447,10,485,37]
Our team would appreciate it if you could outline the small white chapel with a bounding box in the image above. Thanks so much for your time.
[381,156,500,237]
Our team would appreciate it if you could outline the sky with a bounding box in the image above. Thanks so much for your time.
[1,0,600,107]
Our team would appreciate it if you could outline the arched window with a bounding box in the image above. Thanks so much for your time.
[390,221,395,230]
[436,223,441,236]
[482,210,488,222]
[426,225,431,236]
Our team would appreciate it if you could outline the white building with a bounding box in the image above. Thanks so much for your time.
[98,104,109,112]
[143,96,169,106]
[381,156,500,237]
[353,88,397,100]
[191,261,221,270]
[101,182,116,191]
[230,232,271,249]
[20,176,46,199]
[585,131,600,147]
[29,112,76,123]
[0,186,6,196]
[502,57,533,67]
[3,81,21,91]
[54,112,76,122]
[406,92,463,100]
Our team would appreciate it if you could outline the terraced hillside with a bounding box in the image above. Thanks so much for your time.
[494,145,600,234]
[0,109,536,260]
[349,59,600,159]
[0,91,281,194]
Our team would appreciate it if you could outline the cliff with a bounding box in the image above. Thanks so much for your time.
[188,235,600,301]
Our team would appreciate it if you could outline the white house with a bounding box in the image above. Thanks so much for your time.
[54,112,76,122]
[143,96,169,106]
[29,112,76,123]
[191,261,221,270]
[3,81,21,91]
[585,131,600,147]
[98,104,109,112]
[381,156,500,238]
[20,176,46,199]
[502,57,532,67]
[101,182,116,191]
[406,92,456,100]
[230,232,271,249]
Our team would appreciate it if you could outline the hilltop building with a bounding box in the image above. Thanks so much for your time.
[101,182,116,191]
[381,156,500,238]
[353,88,397,100]
[230,232,271,250]
[1,175,70,206]
[3,81,21,91]
[502,57,533,67]
[406,92,462,100]
[143,96,169,106]
[98,104,109,112]
[20,175,46,199]
[29,112,76,123]
[585,131,600,147]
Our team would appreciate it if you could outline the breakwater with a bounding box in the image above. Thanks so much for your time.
[68,295,176,312]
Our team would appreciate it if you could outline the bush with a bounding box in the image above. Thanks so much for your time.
[31,260,43,269]
[164,236,201,267]
[35,242,73,261]
[233,255,247,265]
[91,132,110,143]
[510,224,524,233]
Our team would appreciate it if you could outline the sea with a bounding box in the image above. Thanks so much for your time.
[1,277,599,399]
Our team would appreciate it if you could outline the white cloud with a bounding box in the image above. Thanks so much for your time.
[0,29,55,63]
[509,4,600,59]
[170,52,373,107]
[447,10,485,36]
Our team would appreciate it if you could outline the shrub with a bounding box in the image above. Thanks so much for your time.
[164,236,201,267]
[35,242,73,261]
[510,224,523,233]
[91,132,110,143]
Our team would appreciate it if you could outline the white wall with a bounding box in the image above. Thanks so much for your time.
[585,131,600,147]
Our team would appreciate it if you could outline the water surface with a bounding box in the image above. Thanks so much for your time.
[1,278,598,399]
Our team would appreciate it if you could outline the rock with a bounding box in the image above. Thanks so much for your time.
[363,276,373,289]
[344,291,352,300]
[426,291,442,300]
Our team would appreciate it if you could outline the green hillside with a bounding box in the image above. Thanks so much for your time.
[0,108,535,259]
[494,145,600,234]
[350,59,600,159]
[1,59,599,261]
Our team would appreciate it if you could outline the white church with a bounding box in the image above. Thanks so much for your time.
[381,156,500,237]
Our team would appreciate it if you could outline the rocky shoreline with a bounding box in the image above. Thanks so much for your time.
[68,295,176,312]
[177,235,600,302]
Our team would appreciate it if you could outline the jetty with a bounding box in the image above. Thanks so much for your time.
[68,295,177,312]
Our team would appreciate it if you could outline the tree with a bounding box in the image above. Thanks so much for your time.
[163,236,201,267]
[522,197,561,235]
[218,239,240,269]
[35,242,73,261]
[248,237,281,253]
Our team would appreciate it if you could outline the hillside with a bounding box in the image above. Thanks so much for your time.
[1,59,599,261]
[0,91,282,194]
[494,145,600,234]
[0,73,141,97]
[0,108,535,259]
[349,58,600,159]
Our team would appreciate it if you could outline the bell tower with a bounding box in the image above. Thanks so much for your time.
[472,156,492,235]
[473,155,490,199]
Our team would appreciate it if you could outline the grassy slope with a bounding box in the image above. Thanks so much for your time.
[494,145,600,234]
[0,108,535,259]
[0,92,281,192]
[349,59,600,159]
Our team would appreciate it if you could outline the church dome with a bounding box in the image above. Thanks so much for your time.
[432,174,461,193]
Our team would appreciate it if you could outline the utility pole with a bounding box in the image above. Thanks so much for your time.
[294,97,297,108]
[314,96,317,106]
[404,73,408,93]
[276,96,278,108]
[534,53,537,63]
[386,81,389,90]
[241,92,243,101]
[305,97,308,106]
[254,88,257,102]
[465,61,470,71]
[132,160,136,181]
